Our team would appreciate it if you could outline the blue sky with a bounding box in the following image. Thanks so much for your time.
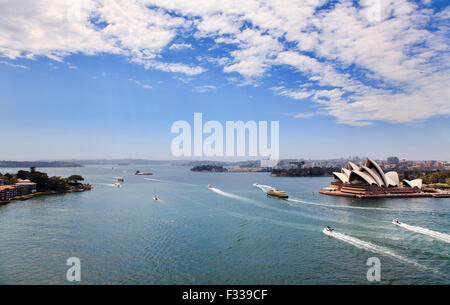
[0,0,449,160]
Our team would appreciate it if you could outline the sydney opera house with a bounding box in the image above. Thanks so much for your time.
[320,158,428,198]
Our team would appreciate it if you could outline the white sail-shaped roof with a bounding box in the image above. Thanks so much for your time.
[361,165,384,187]
[385,171,400,187]
[333,172,349,183]
[365,158,387,186]
[349,169,378,185]
[348,162,359,171]
[334,158,403,188]
[342,168,351,178]
[403,179,422,189]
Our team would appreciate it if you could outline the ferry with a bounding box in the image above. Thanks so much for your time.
[266,189,288,199]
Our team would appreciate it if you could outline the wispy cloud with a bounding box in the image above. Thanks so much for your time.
[293,112,314,119]
[67,63,78,69]
[169,43,192,50]
[128,78,152,89]
[194,85,216,92]
[0,61,28,69]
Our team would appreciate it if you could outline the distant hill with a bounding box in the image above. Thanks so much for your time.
[191,165,227,172]
[0,161,83,168]
[63,159,171,166]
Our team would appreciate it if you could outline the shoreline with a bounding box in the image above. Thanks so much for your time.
[0,184,93,205]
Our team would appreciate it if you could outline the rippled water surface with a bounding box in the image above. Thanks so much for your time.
[0,165,449,284]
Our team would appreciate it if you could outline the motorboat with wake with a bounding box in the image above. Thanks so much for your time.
[153,196,159,201]
[322,226,334,236]
[113,182,121,188]
[207,184,213,189]
[392,219,401,225]
[135,170,153,175]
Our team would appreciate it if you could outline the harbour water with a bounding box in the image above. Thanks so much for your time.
[0,165,449,284]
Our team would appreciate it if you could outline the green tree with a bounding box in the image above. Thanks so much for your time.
[49,176,69,192]
[28,171,50,191]
[17,170,30,180]
[68,175,84,184]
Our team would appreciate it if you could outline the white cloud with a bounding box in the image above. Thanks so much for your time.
[0,61,28,69]
[223,28,283,78]
[194,85,216,92]
[272,86,312,100]
[129,78,152,89]
[0,0,448,125]
[169,43,192,50]
[0,0,202,75]
[293,112,314,119]
[147,61,205,75]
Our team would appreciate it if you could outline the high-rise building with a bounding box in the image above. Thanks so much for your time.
[387,156,399,164]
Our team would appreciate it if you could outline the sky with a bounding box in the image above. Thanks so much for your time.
[0,0,449,161]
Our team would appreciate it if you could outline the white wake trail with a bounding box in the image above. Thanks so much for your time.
[212,186,348,224]
[253,183,274,193]
[144,178,169,183]
[289,197,428,212]
[144,177,199,187]
[396,222,450,244]
[254,183,396,211]
[209,187,253,202]
[289,198,396,211]
[97,183,121,188]
[323,230,436,273]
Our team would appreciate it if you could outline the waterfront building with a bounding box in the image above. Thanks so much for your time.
[387,156,400,165]
[322,158,429,198]
[15,182,37,195]
[0,185,17,201]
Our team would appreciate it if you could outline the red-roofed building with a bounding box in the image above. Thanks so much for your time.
[0,185,17,201]
[15,182,37,195]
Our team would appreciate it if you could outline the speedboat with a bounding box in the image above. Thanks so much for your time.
[392,219,401,225]
[322,226,334,236]
[113,183,121,188]
[135,170,153,175]
[207,184,213,189]
[266,189,288,199]
[153,196,159,201]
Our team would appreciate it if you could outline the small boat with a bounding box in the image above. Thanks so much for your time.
[153,196,159,201]
[266,189,288,199]
[207,184,213,189]
[135,170,153,175]
[117,177,124,182]
[322,226,334,236]
[113,183,121,188]
[392,219,401,225]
